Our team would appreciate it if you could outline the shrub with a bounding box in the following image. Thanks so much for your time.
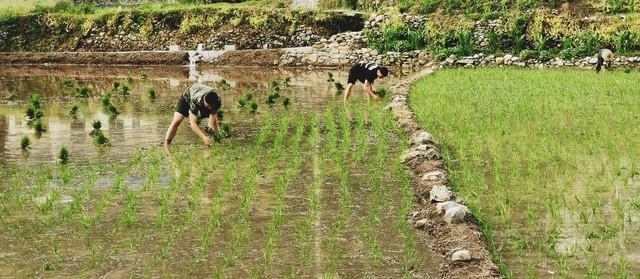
[519,49,539,60]
[616,30,633,53]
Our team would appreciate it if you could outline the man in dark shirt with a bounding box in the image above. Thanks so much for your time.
[164,83,221,148]
[343,63,389,102]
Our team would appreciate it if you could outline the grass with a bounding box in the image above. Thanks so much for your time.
[410,68,640,278]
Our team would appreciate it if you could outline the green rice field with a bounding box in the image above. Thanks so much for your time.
[410,68,640,278]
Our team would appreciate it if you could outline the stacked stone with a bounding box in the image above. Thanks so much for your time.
[443,53,640,69]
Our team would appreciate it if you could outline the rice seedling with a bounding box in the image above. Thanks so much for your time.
[270,79,280,91]
[106,104,119,115]
[57,146,69,164]
[68,104,79,118]
[5,90,17,101]
[74,85,90,98]
[282,96,290,108]
[327,72,335,83]
[112,80,120,89]
[216,109,224,121]
[63,78,74,88]
[20,135,30,150]
[284,76,291,87]
[126,76,133,84]
[100,91,112,107]
[266,90,280,106]
[120,83,130,95]
[222,123,231,136]
[217,79,231,90]
[94,133,109,146]
[32,119,46,133]
[89,120,101,136]
[375,87,388,99]
[147,87,157,100]
[411,68,640,277]
[334,82,344,93]
[250,101,258,114]
[140,71,148,81]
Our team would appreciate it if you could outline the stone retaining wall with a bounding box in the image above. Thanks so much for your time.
[385,67,503,279]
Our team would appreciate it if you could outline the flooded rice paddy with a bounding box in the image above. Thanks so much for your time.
[0,66,441,278]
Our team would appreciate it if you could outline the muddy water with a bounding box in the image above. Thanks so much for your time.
[0,65,442,278]
[0,65,362,163]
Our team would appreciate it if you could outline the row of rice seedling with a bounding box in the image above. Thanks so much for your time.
[410,68,640,277]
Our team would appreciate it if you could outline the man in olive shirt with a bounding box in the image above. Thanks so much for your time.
[164,83,221,148]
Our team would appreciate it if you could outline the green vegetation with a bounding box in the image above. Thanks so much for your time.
[0,87,445,277]
[410,68,640,278]
[20,135,30,150]
[366,12,640,59]
[58,146,69,164]
[75,85,90,98]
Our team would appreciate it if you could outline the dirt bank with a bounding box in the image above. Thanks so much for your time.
[0,52,189,65]
[388,67,503,279]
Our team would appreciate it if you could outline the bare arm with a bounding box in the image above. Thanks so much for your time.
[189,114,213,147]
[364,80,380,101]
[208,112,219,132]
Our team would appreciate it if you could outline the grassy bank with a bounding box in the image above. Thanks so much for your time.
[410,68,640,278]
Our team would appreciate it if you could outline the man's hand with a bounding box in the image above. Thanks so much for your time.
[202,136,213,147]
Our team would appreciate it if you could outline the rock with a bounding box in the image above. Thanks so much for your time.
[401,150,423,163]
[495,57,504,65]
[514,62,526,67]
[452,249,472,261]
[415,218,429,228]
[511,56,520,62]
[436,201,459,214]
[422,170,445,182]
[444,205,469,224]
[588,57,598,64]
[430,185,452,202]
[411,131,434,145]
[457,59,474,65]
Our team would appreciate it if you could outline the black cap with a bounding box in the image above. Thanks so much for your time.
[204,91,221,111]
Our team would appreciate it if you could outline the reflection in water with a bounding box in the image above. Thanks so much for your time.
[0,65,393,163]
